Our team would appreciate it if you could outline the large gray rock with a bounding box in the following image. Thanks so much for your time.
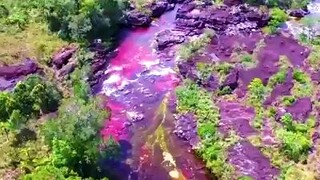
[155,30,186,50]
[125,10,152,27]
[52,46,77,69]
[175,3,269,34]
[0,59,39,80]
[224,0,243,6]
[288,9,308,18]
[151,0,168,17]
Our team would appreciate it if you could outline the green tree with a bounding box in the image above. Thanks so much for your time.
[42,98,108,178]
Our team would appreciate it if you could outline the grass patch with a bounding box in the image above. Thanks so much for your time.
[0,22,67,65]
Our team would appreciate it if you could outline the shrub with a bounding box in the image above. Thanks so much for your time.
[248,78,266,105]
[277,129,312,162]
[41,97,109,178]
[281,96,296,106]
[276,114,314,162]
[178,30,214,60]
[293,69,308,84]
[240,54,257,69]
[268,69,287,87]
[0,75,62,124]
[267,8,288,33]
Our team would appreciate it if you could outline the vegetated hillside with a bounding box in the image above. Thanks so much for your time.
[0,0,125,179]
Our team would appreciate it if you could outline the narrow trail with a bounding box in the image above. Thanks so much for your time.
[98,7,209,180]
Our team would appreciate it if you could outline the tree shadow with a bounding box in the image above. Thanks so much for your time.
[101,139,138,180]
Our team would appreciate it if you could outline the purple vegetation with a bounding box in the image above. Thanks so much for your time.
[174,113,200,147]
[209,32,262,60]
[175,2,269,34]
[219,101,256,137]
[221,68,240,90]
[240,34,310,87]
[262,119,278,145]
[286,97,312,122]
[224,0,243,6]
[264,69,294,105]
[228,141,280,180]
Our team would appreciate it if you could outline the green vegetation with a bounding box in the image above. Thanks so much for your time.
[307,46,320,69]
[0,0,126,64]
[240,53,257,69]
[248,78,267,106]
[245,0,310,8]
[291,69,313,98]
[178,29,214,60]
[0,0,125,42]
[276,113,313,162]
[0,71,116,179]
[266,8,288,34]
[0,75,61,123]
[176,80,236,179]
[196,62,233,84]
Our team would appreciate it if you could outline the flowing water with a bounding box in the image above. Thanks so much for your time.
[284,0,320,37]
[98,8,209,180]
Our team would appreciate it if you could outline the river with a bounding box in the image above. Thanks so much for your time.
[98,6,209,180]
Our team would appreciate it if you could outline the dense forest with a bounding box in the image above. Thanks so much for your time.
[1,0,320,179]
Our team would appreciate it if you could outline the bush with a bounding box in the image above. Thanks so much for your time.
[0,75,62,124]
[267,8,288,33]
[293,69,308,84]
[277,129,312,162]
[268,69,287,87]
[41,97,110,178]
[276,113,314,162]
[178,30,214,60]
[248,78,266,105]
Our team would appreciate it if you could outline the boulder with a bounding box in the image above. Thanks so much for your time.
[155,30,185,50]
[125,10,152,27]
[224,0,243,6]
[288,9,307,18]
[0,59,39,80]
[57,62,76,77]
[52,46,77,69]
[176,2,269,34]
[151,0,168,17]
[204,74,219,90]
[222,68,239,90]
[174,113,199,147]
[166,4,175,11]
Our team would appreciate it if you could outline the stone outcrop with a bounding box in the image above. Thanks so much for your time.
[155,30,186,50]
[52,46,77,69]
[175,2,269,35]
[288,8,309,18]
[224,0,243,6]
[221,68,239,90]
[151,0,168,17]
[174,113,200,147]
[0,59,40,91]
[0,59,39,80]
[124,10,152,27]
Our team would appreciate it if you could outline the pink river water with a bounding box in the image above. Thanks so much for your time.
[97,8,210,180]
